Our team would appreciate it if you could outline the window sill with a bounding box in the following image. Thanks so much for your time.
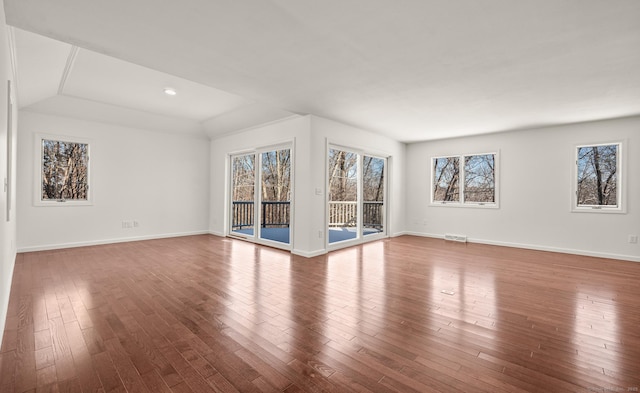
[35,200,93,207]
[571,206,625,214]
[430,202,499,209]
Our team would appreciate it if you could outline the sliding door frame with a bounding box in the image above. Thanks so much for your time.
[227,140,295,251]
[326,140,389,251]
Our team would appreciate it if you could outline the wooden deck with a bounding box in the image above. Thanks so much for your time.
[1,234,639,392]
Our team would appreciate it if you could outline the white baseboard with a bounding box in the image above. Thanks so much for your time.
[292,249,326,258]
[17,230,211,253]
[403,231,443,239]
[401,232,639,262]
[20,230,635,263]
[469,238,639,263]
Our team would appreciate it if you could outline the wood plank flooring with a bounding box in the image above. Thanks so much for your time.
[1,235,639,392]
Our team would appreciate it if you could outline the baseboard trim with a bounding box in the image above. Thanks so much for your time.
[20,230,635,262]
[403,232,443,239]
[402,232,639,262]
[292,249,326,258]
[17,230,211,253]
[469,238,640,263]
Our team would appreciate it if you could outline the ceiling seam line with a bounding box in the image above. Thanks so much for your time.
[58,46,79,95]
[7,27,18,87]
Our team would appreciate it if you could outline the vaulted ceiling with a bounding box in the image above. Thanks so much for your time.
[11,29,294,137]
[5,0,640,142]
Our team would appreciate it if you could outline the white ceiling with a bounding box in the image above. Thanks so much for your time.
[12,28,292,137]
[5,0,640,142]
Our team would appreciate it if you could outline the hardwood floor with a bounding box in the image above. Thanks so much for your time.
[1,235,639,392]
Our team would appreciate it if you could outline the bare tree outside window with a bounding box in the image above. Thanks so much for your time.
[41,139,89,201]
[230,149,292,240]
[230,154,256,231]
[328,148,358,234]
[362,156,384,202]
[464,154,495,203]
[328,149,358,202]
[260,149,291,234]
[231,154,255,202]
[432,153,498,206]
[261,150,291,203]
[577,144,618,207]
[433,157,459,202]
[363,156,385,235]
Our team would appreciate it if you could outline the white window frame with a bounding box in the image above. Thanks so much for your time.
[572,141,624,214]
[34,133,92,207]
[430,151,499,208]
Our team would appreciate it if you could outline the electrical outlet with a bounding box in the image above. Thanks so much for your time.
[629,235,638,244]
[318,230,323,238]
[133,220,139,228]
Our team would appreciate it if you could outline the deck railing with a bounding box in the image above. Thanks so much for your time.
[328,201,383,229]
[232,201,290,230]
[232,201,383,230]
[362,201,384,229]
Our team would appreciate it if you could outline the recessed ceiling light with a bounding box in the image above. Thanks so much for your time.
[163,88,177,96]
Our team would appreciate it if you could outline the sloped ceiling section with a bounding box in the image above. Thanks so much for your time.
[6,0,640,141]
[12,29,294,137]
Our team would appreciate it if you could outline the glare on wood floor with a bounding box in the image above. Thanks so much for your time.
[1,234,639,392]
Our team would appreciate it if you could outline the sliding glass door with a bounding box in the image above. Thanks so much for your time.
[229,145,292,247]
[362,155,385,237]
[230,154,256,237]
[328,146,386,246]
[328,148,359,243]
[259,149,291,244]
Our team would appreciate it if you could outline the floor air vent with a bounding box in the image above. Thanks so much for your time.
[444,233,467,243]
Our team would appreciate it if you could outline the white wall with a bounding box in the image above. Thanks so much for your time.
[17,111,210,251]
[1,6,19,345]
[406,116,640,262]
[209,115,406,257]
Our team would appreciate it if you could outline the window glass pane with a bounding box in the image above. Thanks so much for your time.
[328,148,358,243]
[464,154,495,203]
[363,156,384,236]
[41,139,89,201]
[259,149,291,244]
[433,157,459,202]
[231,154,255,235]
[577,145,618,207]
